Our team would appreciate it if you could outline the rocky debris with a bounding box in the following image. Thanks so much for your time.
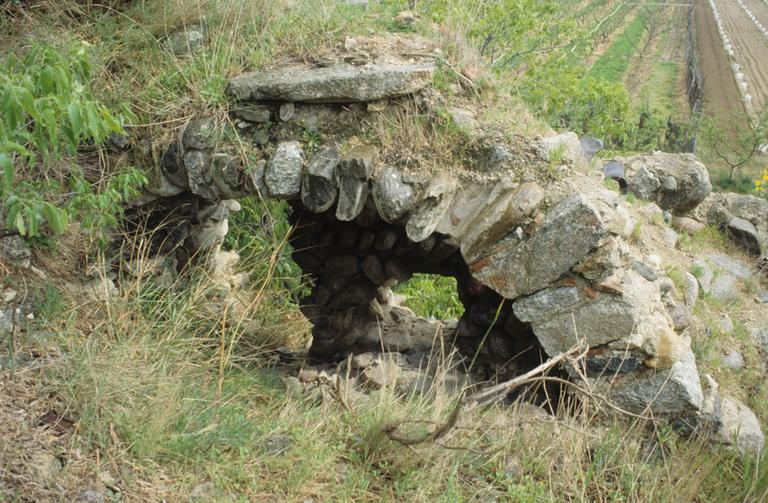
[361,356,405,389]
[266,141,304,199]
[261,433,293,455]
[183,118,217,150]
[711,274,740,302]
[667,303,691,332]
[579,136,604,161]
[610,153,712,214]
[226,63,436,103]
[726,217,762,256]
[606,344,703,417]
[671,216,705,234]
[283,376,303,398]
[758,291,768,304]
[29,451,62,483]
[183,150,214,199]
[694,191,768,256]
[394,10,418,28]
[449,108,476,130]
[187,201,241,252]
[632,260,659,282]
[692,259,713,294]
[279,102,296,122]
[705,253,754,279]
[75,490,105,503]
[662,227,679,249]
[302,144,341,213]
[684,272,699,308]
[335,145,377,221]
[722,350,744,370]
[165,24,205,55]
[189,481,236,502]
[700,253,752,302]
[701,376,764,457]
[0,235,32,269]
[537,132,585,166]
[752,327,768,354]
[232,104,271,123]
[719,315,734,334]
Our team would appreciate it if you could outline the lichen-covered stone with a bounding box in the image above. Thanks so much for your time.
[182,118,217,150]
[537,132,586,166]
[211,153,244,199]
[615,153,712,214]
[606,345,703,416]
[470,193,606,299]
[372,166,416,223]
[265,141,304,199]
[335,145,377,221]
[232,104,271,123]
[405,174,457,242]
[302,145,340,213]
[226,63,436,103]
[460,182,544,262]
[184,150,216,200]
[513,271,664,356]
[727,217,762,256]
[245,159,268,197]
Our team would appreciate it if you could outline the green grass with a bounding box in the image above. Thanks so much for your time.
[590,7,648,83]
[48,268,768,500]
[394,273,464,320]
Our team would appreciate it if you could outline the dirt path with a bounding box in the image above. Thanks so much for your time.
[694,0,747,131]
[717,0,768,111]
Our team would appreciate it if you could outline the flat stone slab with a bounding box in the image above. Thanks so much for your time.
[226,63,436,103]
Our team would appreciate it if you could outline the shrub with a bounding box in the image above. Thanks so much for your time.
[0,41,144,244]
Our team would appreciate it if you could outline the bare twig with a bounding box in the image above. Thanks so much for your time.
[383,345,585,446]
[467,345,585,406]
[383,392,464,446]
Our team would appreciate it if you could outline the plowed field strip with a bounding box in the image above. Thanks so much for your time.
[740,0,768,37]
[718,0,768,109]
[694,0,746,128]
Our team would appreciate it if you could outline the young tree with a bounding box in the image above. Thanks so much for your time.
[704,108,768,184]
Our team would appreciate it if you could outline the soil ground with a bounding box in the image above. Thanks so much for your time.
[717,0,768,111]
[694,0,748,132]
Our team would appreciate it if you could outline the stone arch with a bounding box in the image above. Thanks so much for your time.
[286,196,545,372]
[122,58,707,420]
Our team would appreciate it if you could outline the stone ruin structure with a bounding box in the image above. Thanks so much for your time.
[119,46,760,439]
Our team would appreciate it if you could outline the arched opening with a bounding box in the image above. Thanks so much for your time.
[286,197,549,383]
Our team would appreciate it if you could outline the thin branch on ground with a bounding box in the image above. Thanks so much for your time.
[382,345,585,447]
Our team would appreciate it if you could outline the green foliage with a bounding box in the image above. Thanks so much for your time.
[224,197,310,300]
[70,166,148,248]
[394,273,464,320]
[421,0,570,68]
[0,42,141,242]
